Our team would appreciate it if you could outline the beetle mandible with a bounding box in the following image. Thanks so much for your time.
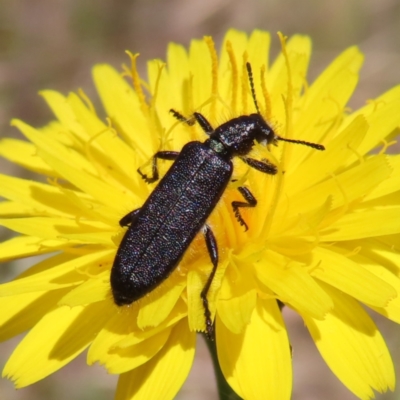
[110,63,325,338]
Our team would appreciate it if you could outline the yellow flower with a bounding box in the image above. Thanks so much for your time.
[1,29,400,400]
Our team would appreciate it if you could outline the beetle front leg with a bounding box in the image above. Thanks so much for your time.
[170,109,196,126]
[137,151,179,183]
[232,187,257,231]
[240,156,278,175]
[193,112,214,135]
[170,109,214,136]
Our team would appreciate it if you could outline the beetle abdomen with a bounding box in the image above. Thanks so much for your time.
[111,141,232,305]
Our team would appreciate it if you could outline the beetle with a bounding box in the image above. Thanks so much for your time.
[110,63,325,338]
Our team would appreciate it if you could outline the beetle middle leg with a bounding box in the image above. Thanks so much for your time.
[240,156,278,175]
[201,224,219,340]
[232,187,258,231]
[137,151,179,183]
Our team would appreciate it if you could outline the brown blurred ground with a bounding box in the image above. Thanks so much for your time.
[0,0,399,399]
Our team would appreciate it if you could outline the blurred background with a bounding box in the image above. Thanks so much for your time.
[0,0,399,399]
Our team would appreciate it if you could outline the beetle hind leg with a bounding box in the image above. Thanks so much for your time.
[201,224,219,340]
[119,208,141,227]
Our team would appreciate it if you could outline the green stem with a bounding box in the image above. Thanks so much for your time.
[203,334,242,400]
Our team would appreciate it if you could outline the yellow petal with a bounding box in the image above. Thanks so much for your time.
[217,265,257,334]
[67,92,143,192]
[344,96,400,158]
[0,201,31,217]
[0,138,52,175]
[339,238,400,322]
[0,236,60,262]
[187,256,229,333]
[88,301,186,371]
[285,114,368,196]
[255,250,333,318]
[220,29,248,72]
[0,216,112,243]
[3,302,114,387]
[247,30,272,73]
[217,299,292,400]
[0,289,69,341]
[110,331,171,374]
[187,269,207,332]
[114,319,195,400]
[166,42,189,102]
[58,270,111,307]
[0,250,112,295]
[39,90,88,141]
[365,154,400,201]
[137,280,185,329]
[93,64,154,156]
[217,289,257,335]
[303,284,395,398]
[189,38,212,114]
[88,307,140,369]
[291,46,363,156]
[321,206,400,241]
[310,246,396,307]
[12,118,96,174]
[0,173,86,218]
[288,154,391,218]
[11,119,134,216]
[267,34,312,124]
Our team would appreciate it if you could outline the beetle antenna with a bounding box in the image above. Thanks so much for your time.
[246,62,261,115]
[277,136,325,151]
[247,63,325,151]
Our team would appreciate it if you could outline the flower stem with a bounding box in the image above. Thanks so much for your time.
[203,334,242,400]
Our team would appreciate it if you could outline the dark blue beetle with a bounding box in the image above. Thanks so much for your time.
[110,63,324,338]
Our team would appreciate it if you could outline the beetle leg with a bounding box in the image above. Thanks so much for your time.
[232,187,257,231]
[170,109,196,126]
[170,109,214,135]
[137,151,179,183]
[119,208,141,227]
[201,224,218,340]
[240,156,278,175]
[193,112,214,135]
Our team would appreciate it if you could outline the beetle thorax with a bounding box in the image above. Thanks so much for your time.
[211,114,275,156]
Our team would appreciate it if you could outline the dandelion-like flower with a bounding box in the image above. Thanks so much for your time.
[1,29,400,400]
